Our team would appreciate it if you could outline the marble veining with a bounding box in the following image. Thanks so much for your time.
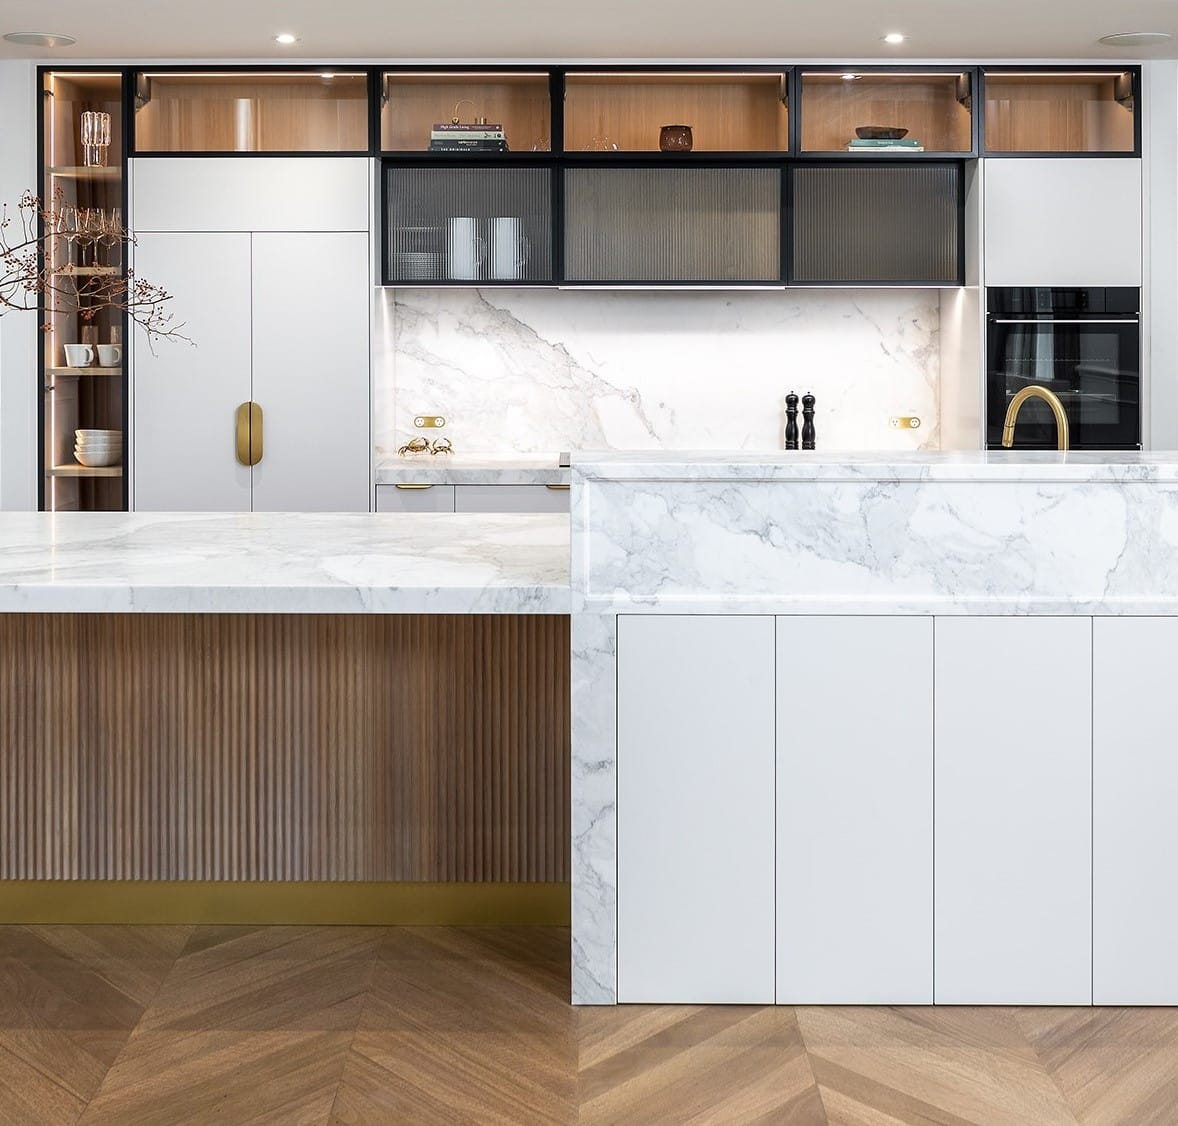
[376,454,570,486]
[0,512,570,614]
[376,288,941,459]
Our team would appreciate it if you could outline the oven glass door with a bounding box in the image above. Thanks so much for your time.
[986,318,1140,449]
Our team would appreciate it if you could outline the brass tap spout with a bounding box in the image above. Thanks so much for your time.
[1001,385,1070,451]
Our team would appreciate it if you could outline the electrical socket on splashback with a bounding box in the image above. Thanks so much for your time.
[414,415,446,429]
[890,416,922,430]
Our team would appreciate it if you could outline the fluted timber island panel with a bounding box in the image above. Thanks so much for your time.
[0,614,569,882]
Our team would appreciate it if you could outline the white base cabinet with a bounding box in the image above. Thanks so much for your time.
[934,617,1092,1005]
[614,612,1178,1006]
[616,615,776,1003]
[1093,618,1178,1004]
[776,617,933,1004]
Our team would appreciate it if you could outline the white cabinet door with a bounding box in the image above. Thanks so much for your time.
[617,615,776,1003]
[934,617,1092,1004]
[250,233,371,512]
[131,157,370,233]
[132,232,253,511]
[453,484,570,513]
[374,484,455,512]
[1093,618,1178,1003]
[984,159,1142,286]
[776,617,933,1004]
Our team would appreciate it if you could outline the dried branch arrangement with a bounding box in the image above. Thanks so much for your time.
[0,189,189,347]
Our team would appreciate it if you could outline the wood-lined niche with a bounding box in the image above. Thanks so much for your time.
[984,71,1136,153]
[134,71,369,152]
[563,72,790,153]
[800,71,973,153]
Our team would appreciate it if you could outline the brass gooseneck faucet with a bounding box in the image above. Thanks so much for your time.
[1001,385,1070,451]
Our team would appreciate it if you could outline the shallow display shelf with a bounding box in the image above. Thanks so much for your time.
[46,367,124,377]
[48,464,124,478]
[133,70,369,153]
[563,71,789,154]
[799,69,974,155]
[381,71,552,154]
[982,69,1137,154]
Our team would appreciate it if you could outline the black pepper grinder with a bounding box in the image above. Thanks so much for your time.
[801,392,816,450]
[784,393,799,450]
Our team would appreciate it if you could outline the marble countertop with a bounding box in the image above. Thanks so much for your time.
[0,512,570,614]
[376,454,570,486]
[574,450,1178,482]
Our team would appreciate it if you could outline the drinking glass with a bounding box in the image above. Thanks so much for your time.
[80,111,112,167]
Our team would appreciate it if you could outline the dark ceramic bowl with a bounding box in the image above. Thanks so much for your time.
[855,126,909,140]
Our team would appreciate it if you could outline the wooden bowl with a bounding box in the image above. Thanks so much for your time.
[855,126,909,140]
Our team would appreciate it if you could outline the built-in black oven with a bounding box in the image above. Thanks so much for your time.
[986,287,1141,450]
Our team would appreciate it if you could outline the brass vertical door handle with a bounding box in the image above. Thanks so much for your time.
[235,401,263,466]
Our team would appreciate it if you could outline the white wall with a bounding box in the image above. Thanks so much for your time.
[1145,61,1178,450]
[0,61,38,509]
[376,287,942,457]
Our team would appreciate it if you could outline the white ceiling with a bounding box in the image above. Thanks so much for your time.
[0,0,1174,61]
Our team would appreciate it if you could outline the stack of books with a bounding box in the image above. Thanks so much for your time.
[429,123,509,153]
[847,137,925,153]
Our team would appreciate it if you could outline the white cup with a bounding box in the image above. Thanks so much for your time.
[447,217,486,281]
[490,217,530,281]
[64,343,95,368]
[96,344,122,367]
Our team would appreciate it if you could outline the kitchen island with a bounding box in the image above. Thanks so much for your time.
[571,451,1178,1007]
[0,511,570,924]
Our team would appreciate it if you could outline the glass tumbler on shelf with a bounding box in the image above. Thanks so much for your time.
[80,111,112,167]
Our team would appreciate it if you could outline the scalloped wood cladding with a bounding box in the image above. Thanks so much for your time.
[0,614,570,882]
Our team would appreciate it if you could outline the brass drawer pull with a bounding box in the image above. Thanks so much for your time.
[395,483,433,490]
[545,483,571,490]
[235,401,263,466]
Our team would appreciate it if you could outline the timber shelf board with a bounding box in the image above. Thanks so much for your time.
[48,463,123,478]
[52,265,122,277]
[47,165,122,180]
[47,366,124,377]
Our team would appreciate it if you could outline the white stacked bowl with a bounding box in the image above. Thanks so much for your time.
[75,429,123,468]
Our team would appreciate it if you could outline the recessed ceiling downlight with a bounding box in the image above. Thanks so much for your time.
[3,31,77,47]
[1098,31,1172,47]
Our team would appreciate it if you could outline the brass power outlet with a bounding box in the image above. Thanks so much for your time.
[890,416,922,430]
[414,415,446,429]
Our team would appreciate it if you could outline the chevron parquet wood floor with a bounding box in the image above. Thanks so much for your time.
[0,924,1175,1125]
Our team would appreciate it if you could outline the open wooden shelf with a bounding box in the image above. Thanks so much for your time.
[49,464,123,478]
[381,71,551,153]
[800,71,973,154]
[47,166,122,180]
[564,71,789,153]
[134,71,369,152]
[52,265,121,277]
[983,70,1135,153]
[47,367,123,377]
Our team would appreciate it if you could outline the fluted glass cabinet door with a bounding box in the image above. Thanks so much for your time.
[564,166,782,284]
[791,163,961,285]
[383,165,553,285]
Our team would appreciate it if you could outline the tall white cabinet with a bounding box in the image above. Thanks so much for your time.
[131,158,371,512]
[776,617,933,1004]
[616,615,776,1004]
[934,617,1093,1004]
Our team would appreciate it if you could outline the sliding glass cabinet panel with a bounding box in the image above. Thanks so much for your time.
[133,71,369,152]
[791,164,961,285]
[983,70,1136,153]
[383,164,553,284]
[564,166,781,283]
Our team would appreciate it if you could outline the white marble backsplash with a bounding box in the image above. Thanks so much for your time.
[375,288,941,458]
